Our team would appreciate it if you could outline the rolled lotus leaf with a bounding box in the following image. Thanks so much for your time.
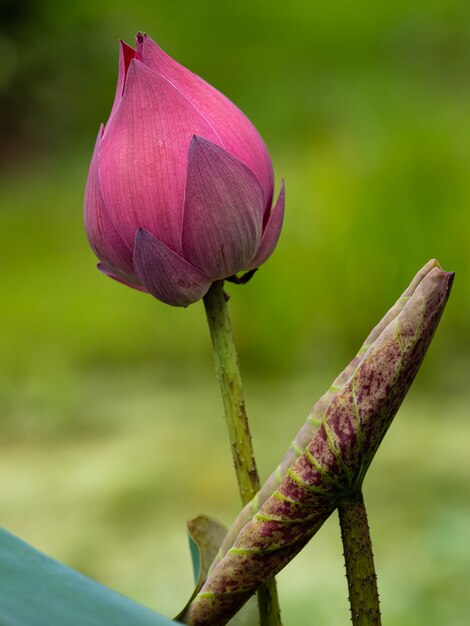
[183,265,453,626]
[212,259,443,568]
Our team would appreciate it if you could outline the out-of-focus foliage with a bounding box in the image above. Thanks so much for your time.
[0,1,469,625]
[0,0,468,384]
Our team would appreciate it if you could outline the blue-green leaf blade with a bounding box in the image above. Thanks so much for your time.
[0,529,178,626]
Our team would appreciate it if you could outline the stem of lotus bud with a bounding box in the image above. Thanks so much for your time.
[202,280,282,626]
[338,490,382,626]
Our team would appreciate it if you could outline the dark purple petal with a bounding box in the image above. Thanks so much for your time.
[182,137,263,279]
[99,59,220,254]
[247,180,285,270]
[133,228,212,306]
[136,33,274,211]
[84,125,136,281]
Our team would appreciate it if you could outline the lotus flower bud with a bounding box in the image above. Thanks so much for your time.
[84,33,284,306]
[183,264,453,626]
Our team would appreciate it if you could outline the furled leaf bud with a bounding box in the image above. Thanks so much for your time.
[183,264,453,626]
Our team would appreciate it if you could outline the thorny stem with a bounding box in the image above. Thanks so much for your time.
[203,280,282,626]
[338,490,382,626]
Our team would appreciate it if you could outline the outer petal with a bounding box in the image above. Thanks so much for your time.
[133,228,212,307]
[84,125,136,282]
[99,59,220,253]
[109,40,136,123]
[98,263,147,292]
[246,180,285,270]
[182,137,263,279]
[136,33,274,212]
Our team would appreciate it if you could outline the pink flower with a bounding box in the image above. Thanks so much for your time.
[84,33,285,306]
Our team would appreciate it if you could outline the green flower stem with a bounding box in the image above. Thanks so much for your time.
[203,280,259,503]
[203,280,282,626]
[338,491,381,626]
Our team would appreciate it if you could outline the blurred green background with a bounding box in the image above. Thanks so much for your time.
[1,0,469,624]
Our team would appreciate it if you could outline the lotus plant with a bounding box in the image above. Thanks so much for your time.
[0,28,455,626]
[78,31,456,626]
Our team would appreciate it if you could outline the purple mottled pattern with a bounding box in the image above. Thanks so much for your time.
[182,265,453,625]
[212,259,442,568]
[84,34,284,306]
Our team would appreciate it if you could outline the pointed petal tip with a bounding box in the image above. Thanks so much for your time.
[247,179,285,270]
[135,32,153,59]
[189,135,214,155]
[192,134,208,145]
[119,39,135,54]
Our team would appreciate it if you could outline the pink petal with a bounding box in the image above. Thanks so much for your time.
[99,59,220,254]
[109,40,135,123]
[136,33,274,212]
[133,228,212,307]
[182,137,264,279]
[247,180,285,270]
[84,125,137,282]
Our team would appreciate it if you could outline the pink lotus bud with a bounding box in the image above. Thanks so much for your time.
[84,33,284,306]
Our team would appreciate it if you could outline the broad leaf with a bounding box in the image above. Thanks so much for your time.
[0,528,178,626]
